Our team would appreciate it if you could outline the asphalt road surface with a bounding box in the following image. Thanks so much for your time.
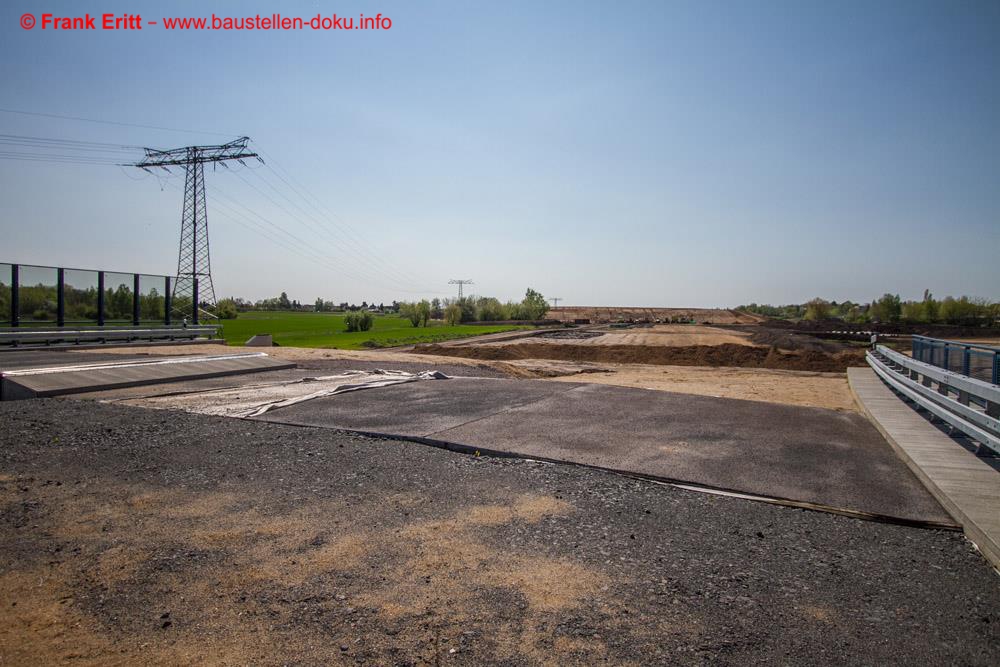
[1,399,998,665]
[254,377,951,524]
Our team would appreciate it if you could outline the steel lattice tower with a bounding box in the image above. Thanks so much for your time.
[130,137,259,322]
[448,279,474,299]
[175,152,215,312]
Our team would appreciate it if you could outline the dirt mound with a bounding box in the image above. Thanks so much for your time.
[414,343,865,373]
[748,329,850,353]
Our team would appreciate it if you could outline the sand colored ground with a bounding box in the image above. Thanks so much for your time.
[541,363,857,412]
[75,344,854,411]
[482,324,757,348]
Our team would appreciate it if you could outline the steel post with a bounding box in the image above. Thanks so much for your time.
[57,267,65,327]
[164,276,171,325]
[97,271,105,327]
[192,277,199,325]
[133,274,141,326]
[10,264,19,327]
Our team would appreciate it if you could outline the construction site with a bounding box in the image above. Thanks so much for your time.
[1,139,998,662]
[3,2,1000,665]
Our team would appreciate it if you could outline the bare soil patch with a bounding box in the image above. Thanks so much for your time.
[526,325,756,348]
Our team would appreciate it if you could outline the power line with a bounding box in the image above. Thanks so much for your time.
[242,165,428,290]
[227,169,433,293]
[249,148,433,289]
[0,108,232,137]
[0,132,144,166]
[199,181,433,293]
[0,152,125,165]
[207,186,401,288]
[0,133,142,150]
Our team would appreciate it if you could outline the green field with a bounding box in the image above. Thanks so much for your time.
[219,311,528,349]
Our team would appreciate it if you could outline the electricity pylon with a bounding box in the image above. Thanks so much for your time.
[448,279,474,299]
[130,137,259,322]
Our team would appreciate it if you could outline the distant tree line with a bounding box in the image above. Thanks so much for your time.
[0,281,166,322]
[740,291,999,325]
[219,288,550,329]
[397,289,549,327]
[220,292,390,314]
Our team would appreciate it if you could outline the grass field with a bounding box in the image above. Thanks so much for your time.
[219,311,528,349]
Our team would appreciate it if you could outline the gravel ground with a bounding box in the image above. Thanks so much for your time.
[1,399,998,666]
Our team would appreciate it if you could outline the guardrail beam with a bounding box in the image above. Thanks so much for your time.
[868,348,1000,457]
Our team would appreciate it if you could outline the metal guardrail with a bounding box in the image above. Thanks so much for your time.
[912,334,1000,385]
[867,344,1000,456]
[0,325,220,348]
[1,261,216,328]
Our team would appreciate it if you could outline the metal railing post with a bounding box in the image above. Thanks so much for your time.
[164,276,171,325]
[97,271,105,327]
[962,347,971,378]
[10,264,19,327]
[192,278,199,325]
[132,274,141,326]
[57,267,65,327]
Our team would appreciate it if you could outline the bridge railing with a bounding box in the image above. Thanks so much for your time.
[867,344,1000,456]
[1,261,210,328]
[912,334,1000,385]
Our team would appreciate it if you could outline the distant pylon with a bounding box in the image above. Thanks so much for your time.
[130,137,259,322]
[448,279,474,299]
[550,297,562,308]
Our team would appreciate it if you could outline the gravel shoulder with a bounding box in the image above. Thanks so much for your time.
[1,399,999,665]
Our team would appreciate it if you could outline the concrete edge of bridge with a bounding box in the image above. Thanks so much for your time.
[849,367,1000,572]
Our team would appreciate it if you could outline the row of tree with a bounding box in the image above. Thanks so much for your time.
[219,293,390,313]
[740,291,999,325]
[398,289,550,327]
[0,282,168,322]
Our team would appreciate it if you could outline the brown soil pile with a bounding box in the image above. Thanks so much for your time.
[748,329,848,353]
[414,343,866,373]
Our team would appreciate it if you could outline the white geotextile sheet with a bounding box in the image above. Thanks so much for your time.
[119,369,448,418]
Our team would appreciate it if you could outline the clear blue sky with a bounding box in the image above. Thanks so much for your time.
[1,0,997,307]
